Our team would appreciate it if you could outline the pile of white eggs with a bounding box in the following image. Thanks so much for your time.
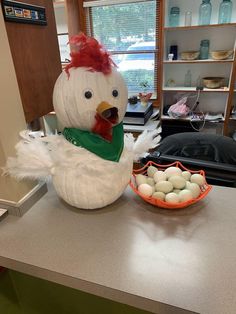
[136,166,206,205]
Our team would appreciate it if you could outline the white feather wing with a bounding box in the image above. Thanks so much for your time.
[3,132,89,180]
[4,137,54,180]
[133,127,161,161]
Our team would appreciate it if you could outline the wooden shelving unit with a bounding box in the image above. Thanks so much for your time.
[223,48,236,135]
[161,0,236,136]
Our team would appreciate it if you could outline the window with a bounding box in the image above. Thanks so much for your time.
[84,0,161,98]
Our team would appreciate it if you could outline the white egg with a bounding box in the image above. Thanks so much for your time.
[153,171,167,183]
[136,174,147,186]
[185,181,191,189]
[190,174,206,186]
[186,182,201,198]
[152,192,165,201]
[165,193,180,204]
[173,189,181,194]
[138,184,153,197]
[168,175,186,189]
[147,166,158,178]
[179,189,193,202]
[155,181,173,194]
[146,177,155,186]
[182,171,191,181]
[164,167,182,179]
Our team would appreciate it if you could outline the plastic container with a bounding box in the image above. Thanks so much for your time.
[129,161,212,210]
[199,0,212,25]
[218,0,232,24]
[169,7,180,27]
[185,11,192,26]
[184,70,192,87]
[168,53,174,61]
[200,39,210,59]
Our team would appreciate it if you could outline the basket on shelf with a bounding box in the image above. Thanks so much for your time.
[130,161,212,209]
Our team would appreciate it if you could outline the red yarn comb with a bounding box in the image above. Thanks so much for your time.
[65,33,116,76]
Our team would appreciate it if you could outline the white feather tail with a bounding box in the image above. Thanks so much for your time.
[133,127,161,161]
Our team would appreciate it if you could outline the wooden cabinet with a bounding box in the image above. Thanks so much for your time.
[4,0,62,123]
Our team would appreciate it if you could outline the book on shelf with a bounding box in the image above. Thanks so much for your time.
[124,101,153,125]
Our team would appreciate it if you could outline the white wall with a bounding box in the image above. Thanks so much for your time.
[54,4,70,61]
[0,10,37,202]
[54,4,68,34]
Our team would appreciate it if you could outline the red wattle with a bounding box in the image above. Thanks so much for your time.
[92,114,113,142]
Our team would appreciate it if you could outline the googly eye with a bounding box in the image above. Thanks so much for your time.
[84,90,93,99]
[112,89,119,98]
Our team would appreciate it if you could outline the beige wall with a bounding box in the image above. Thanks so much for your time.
[0,9,36,202]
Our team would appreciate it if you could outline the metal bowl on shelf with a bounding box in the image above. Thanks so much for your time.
[180,51,200,60]
[202,77,225,89]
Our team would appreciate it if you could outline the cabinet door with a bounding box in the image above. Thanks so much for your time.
[4,0,62,122]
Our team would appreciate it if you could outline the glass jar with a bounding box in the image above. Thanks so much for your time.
[218,0,233,24]
[199,0,212,25]
[184,70,192,87]
[185,11,192,26]
[169,7,180,27]
[200,39,210,59]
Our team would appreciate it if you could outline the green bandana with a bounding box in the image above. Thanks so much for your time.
[63,122,124,162]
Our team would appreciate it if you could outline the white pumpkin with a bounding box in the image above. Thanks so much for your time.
[52,142,133,209]
[53,67,128,130]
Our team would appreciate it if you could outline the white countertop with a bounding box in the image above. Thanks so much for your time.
[0,184,236,314]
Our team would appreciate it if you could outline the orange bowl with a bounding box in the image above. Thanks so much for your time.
[129,161,212,209]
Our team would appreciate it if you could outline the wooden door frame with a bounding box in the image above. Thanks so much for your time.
[223,45,236,135]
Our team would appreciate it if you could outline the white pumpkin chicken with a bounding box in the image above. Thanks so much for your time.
[5,34,161,209]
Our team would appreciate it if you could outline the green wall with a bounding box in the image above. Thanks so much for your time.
[0,270,154,314]
[0,270,22,314]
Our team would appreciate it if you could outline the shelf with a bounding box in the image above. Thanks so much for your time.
[164,59,234,64]
[123,119,160,133]
[161,114,224,122]
[163,87,229,92]
[164,23,236,31]
[162,115,197,121]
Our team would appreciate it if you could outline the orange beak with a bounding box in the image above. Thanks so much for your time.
[96,102,118,125]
